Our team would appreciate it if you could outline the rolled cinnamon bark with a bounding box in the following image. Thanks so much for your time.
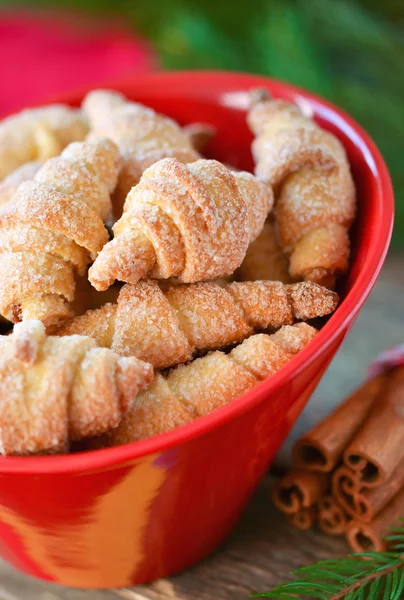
[287,506,317,531]
[344,367,404,487]
[272,470,330,515]
[332,465,362,517]
[317,496,349,536]
[334,462,404,523]
[346,486,404,552]
[293,375,385,473]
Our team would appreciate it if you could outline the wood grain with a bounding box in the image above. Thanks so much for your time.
[0,251,402,600]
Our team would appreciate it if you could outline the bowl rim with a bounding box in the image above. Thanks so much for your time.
[0,70,394,474]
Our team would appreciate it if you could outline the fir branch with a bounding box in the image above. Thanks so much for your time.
[330,560,403,600]
[254,520,404,599]
[386,522,404,553]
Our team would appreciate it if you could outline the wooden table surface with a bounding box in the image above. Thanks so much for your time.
[1,251,403,600]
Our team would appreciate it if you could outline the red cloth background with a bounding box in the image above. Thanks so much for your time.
[0,10,156,117]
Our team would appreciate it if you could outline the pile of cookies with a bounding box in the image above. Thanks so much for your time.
[0,88,356,455]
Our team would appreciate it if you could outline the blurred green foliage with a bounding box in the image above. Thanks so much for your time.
[3,0,404,245]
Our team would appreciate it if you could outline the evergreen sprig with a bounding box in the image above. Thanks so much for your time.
[253,520,404,599]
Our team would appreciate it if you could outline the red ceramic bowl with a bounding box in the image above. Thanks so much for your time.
[0,71,394,589]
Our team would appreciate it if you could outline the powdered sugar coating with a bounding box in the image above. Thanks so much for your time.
[0,138,120,325]
[105,322,317,445]
[89,158,273,291]
[247,91,356,288]
[57,280,335,372]
[231,170,273,242]
[0,91,353,455]
[83,90,194,156]
[0,320,153,455]
[83,90,200,217]
[0,104,88,180]
[0,162,42,208]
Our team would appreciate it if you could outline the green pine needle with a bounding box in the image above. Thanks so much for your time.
[253,519,404,599]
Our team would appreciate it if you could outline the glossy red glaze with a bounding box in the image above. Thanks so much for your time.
[0,72,394,588]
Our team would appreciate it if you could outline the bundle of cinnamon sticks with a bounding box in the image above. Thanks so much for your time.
[272,366,404,551]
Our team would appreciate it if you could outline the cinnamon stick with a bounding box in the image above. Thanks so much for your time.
[332,465,362,517]
[346,486,404,552]
[344,367,404,487]
[318,496,349,536]
[272,470,330,515]
[334,462,404,523]
[293,375,385,473]
[287,506,317,531]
